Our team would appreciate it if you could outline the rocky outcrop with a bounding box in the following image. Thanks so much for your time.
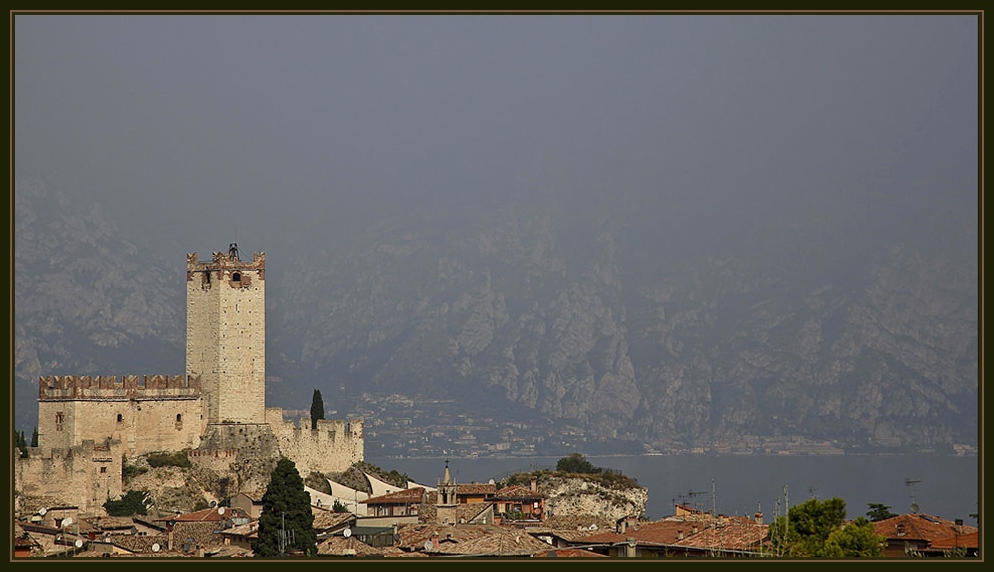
[540,475,648,522]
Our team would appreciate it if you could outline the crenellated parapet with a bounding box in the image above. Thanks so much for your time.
[186,250,265,282]
[39,374,202,400]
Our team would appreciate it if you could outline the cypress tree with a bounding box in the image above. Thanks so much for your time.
[31,427,38,448]
[310,389,325,430]
[252,457,317,557]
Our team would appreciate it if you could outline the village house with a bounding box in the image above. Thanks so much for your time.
[873,513,979,557]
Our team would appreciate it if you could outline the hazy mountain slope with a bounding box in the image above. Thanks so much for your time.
[13,178,185,430]
[13,178,978,450]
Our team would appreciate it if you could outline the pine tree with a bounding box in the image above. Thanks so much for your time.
[252,457,317,557]
[310,389,325,430]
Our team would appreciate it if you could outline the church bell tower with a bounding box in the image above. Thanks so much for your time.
[186,243,266,426]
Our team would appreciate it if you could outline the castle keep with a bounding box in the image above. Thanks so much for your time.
[16,244,363,514]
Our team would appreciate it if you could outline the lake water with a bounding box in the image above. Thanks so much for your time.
[365,454,980,523]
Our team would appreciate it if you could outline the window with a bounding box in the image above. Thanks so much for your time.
[117,413,123,423]
[176,413,182,423]
[232,272,241,281]
[55,412,64,431]
[100,466,108,474]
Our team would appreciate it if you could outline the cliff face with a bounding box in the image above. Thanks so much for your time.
[540,475,648,522]
[14,178,978,450]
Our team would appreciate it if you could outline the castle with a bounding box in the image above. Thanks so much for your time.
[14,244,364,514]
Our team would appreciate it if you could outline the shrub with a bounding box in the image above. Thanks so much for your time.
[104,490,149,516]
[147,450,192,468]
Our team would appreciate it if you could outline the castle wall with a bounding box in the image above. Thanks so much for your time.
[14,439,124,515]
[187,251,266,426]
[266,408,364,476]
[37,376,204,457]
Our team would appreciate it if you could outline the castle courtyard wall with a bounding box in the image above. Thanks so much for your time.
[266,408,364,476]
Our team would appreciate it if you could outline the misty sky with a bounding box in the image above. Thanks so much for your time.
[14,15,978,262]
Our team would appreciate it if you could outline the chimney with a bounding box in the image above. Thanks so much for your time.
[530,476,537,492]
[618,519,627,534]
[955,519,964,534]
[754,512,763,525]
[677,529,684,540]
[692,525,698,535]
[625,538,636,558]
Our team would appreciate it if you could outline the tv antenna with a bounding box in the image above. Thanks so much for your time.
[808,486,818,499]
[905,478,922,513]
[688,489,708,512]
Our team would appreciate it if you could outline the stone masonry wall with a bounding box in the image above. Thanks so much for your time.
[14,439,124,515]
[37,375,204,457]
[187,251,266,426]
[266,408,364,476]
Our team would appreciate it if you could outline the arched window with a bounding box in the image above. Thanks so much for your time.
[117,413,123,423]
[232,272,241,282]
[176,413,182,423]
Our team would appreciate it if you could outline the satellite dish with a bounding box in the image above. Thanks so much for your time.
[217,507,225,515]
[38,508,47,516]
[424,540,434,550]
[910,503,920,514]
[74,539,83,548]
[151,543,161,553]
[62,517,73,528]
[210,501,217,508]
[343,527,352,538]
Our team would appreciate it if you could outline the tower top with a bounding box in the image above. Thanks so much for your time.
[228,243,239,261]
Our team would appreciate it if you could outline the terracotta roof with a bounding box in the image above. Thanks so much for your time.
[318,535,394,556]
[543,514,615,532]
[929,530,979,550]
[417,496,494,524]
[171,521,225,549]
[366,487,426,505]
[672,521,768,551]
[526,527,602,543]
[217,521,259,539]
[312,511,355,531]
[160,506,248,522]
[534,548,608,558]
[457,483,497,496]
[109,534,171,554]
[411,525,551,556]
[873,514,978,543]
[491,485,543,500]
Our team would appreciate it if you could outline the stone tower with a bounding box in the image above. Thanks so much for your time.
[186,244,266,426]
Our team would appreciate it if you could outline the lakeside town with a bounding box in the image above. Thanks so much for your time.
[306,391,978,459]
[14,452,979,559]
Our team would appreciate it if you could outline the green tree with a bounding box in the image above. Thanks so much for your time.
[253,457,317,557]
[768,497,857,557]
[104,490,149,516]
[31,427,38,448]
[556,452,598,474]
[14,429,28,457]
[823,517,886,557]
[310,389,325,430]
[866,503,898,522]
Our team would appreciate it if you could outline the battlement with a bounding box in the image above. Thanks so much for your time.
[39,375,202,400]
[187,250,265,277]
